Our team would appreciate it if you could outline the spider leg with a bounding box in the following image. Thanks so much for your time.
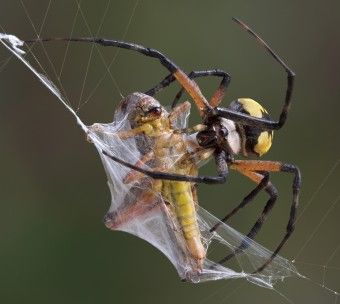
[102,149,228,184]
[216,171,279,265]
[144,69,231,108]
[215,160,300,272]
[209,172,270,233]
[209,70,231,108]
[214,18,295,131]
[172,70,231,108]
[254,163,301,273]
[25,37,211,115]
[144,73,176,97]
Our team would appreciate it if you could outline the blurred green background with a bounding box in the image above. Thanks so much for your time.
[0,1,339,303]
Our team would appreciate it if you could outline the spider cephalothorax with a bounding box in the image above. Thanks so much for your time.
[196,116,241,161]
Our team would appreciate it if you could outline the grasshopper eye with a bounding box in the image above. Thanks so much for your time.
[147,106,162,115]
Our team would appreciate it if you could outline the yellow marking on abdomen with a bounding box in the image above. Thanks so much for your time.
[238,98,268,118]
[254,131,273,156]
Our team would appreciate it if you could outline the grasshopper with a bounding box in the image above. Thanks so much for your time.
[92,92,216,271]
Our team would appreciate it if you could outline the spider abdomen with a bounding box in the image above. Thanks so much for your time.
[229,98,274,157]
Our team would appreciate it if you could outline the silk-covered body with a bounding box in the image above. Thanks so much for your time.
[98,92,213,269]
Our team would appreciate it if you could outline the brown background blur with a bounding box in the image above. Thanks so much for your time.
[0,1,339,303]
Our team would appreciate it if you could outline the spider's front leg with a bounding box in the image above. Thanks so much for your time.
[145,69,231,109]
[215,18,295,131]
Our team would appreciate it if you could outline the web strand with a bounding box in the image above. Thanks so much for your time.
[20,0,72,107]
[59,2,81,79]
[74,0,122,104]
[296,159,340,224]
[80,0,140,106]
[76,0,111,111]
[294,194,340,261]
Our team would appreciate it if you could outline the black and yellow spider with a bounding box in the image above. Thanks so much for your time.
[27,17,301,273]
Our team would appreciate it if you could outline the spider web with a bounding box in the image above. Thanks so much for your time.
[0,30,301,288]
[0,1,340,303]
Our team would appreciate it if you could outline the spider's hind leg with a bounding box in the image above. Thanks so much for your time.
[209,172,271,233]
[216,172,278,265]
[214,159,300,273]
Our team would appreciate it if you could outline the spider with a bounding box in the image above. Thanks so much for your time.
[26,17,301,273]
